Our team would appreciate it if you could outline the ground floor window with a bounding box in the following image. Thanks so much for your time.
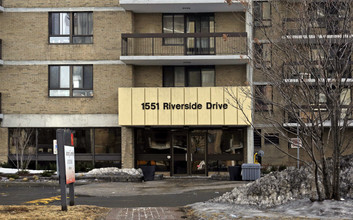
[8,127,121,170]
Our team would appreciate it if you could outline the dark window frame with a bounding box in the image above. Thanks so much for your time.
[49,11,93,44]
[48,65,94,98]
[264,133,279,145]
[255,42,272,68]
[254,1,272,27]
[254,129,262,148]
[162,66,216,87]
[162,14,185,46]
[255,85,274,112]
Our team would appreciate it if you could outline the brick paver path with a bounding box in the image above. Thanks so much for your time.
[105,207,187,220]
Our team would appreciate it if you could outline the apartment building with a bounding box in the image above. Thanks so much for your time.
[1,0,351,175]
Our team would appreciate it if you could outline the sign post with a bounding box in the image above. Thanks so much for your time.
[56,129,75,211]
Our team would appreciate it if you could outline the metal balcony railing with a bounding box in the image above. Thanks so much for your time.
[282,62,352,80]
[282,18,351,35]
[121,32,247,56]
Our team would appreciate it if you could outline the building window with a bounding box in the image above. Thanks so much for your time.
[49,12,93,44]
[49,65,93,97]
[254,1,271,27]
[163,14,185,45]
[163,66,215,87]
[255,85,273,111]
[255,43,272,68]
[264,133,279,145]
[254,130,262,148]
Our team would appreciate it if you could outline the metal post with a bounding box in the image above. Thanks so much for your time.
[56,129,67,211]
[69,183,74,206]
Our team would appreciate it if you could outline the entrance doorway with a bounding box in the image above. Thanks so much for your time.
[135,128,245,176]
[171,132,207,176]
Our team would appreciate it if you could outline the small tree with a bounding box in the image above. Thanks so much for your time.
[9,128,35,171]
[226,0,353,201]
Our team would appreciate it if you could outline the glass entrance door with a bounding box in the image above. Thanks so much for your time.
[189,133,207,175]
[171,133,188,175]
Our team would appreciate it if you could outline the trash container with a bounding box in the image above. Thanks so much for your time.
[140,165,156,181]
[241,163,261,181]
[228,166,242,181]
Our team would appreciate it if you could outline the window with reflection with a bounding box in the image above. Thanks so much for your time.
[49,12,93,44]
[163,14,185,45]
[95,128,121,154]
[135,129,171,172]
[49,65,93,97]
[163,66,215,87]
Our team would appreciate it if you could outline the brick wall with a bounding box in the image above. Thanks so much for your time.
[0,11,132,61]
[0,64,132,114]
[0,128,8,163]
[2,0,120,8]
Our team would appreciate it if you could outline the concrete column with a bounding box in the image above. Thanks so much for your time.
[121,127,134,168]
[0,128,8,163]
[247,126,254,163]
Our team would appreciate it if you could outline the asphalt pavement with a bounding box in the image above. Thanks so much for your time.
[0,179,244,208]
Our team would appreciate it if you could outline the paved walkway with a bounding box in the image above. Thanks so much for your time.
[105,207,186,220]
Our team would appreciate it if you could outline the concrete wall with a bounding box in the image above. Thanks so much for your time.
[121,127,134,168]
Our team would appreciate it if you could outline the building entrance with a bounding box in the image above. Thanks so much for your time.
[171,132,207,175]
[135,128,245,176]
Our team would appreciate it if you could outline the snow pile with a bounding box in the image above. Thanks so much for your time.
[212,166,313,208]
[212,154,353,208]
[0,167,46,174]
[86,167,143,176]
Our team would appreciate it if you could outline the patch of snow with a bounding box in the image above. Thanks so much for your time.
[0,167,46,174]
[85,167,143,176]
[189,199,353,219]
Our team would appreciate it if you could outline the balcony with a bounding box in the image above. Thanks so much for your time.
[119,0,247,13]
[121,32,249,65]
[283,107,353,127]
[282,18,351,37]
[282,62,353,83]
[118,86,252,126]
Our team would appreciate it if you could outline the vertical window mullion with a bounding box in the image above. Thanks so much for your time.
[70,66,73,97]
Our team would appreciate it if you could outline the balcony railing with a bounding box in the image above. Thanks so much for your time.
[282,62,352,80]
[284,107,352,124]
[282,18,351,36]
[121,32,247,56]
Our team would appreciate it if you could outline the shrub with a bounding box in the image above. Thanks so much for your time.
[0,162,13,168]
[7,174,19,179]
[279,165,287,171]
[41,170,55,177]
[270,166,278,172]
[16,170,30,176]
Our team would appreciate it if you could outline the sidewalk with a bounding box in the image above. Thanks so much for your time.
[106,207,186,220]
